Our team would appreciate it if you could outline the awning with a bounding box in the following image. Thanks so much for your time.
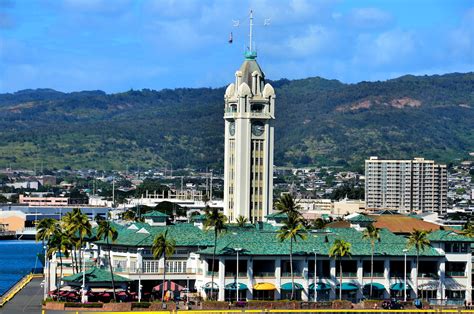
[281,282,303,291]
[390,283,412,291]
[203,282,219,290]
[253,282,276,291]
[363,283,385,291]
[225,282,248,291]
[153,281,185,292]
[336,283,358,291]
[445,279,465,291]
[419,281,440,291]
[309,283,331,291]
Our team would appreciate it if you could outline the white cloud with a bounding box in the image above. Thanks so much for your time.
[348,8,393,29]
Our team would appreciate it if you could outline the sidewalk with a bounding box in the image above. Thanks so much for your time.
[0,277,43,314]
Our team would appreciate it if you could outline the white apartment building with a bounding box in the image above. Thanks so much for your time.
[365,157,447,213]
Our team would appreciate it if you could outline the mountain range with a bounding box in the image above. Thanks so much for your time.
[0,72,473,171]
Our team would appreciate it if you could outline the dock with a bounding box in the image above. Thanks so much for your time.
[0,274,43,314]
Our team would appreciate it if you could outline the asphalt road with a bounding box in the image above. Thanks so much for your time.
[0,277,44,314]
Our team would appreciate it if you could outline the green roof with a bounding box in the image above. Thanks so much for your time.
[197,227,442,257]
[427,230,474,242]
[142,210,169,218]
[348,214,375,223]
[95,223,213,247]
[62,267,130,283]
[191,214,207,221]
[265,212,288,219]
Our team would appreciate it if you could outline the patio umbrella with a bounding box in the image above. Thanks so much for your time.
[117,291,127,296]
[101,293,111,298]
[153,281,185,292]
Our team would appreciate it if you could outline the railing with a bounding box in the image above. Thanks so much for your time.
[446,271,465,277]
[336,272,357,277]
[225,272,247,278]
[429,298,465,306]
[363,272,384,278]
[254,272,275,277]
[281,272,302,278]
[206,271,219,277]
[389,272,411,278]
[418,272,439,278]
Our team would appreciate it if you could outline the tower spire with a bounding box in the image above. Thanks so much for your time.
[245,9,257,60]
[249,9,253,53]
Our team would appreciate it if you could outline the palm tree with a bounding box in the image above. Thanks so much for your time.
[461,223,474,237]
[277,212,307,300]
[236,215,248,227]
[36,218,58,244]
[204,207,227,300]
[48,228,71,291]
[62,211,79,273]
[66,208,92,272]
[275,194,301,217]
[313,218,326,230]
[152,229,176,302]
[362,224,380,299]
[329,239,352,300]
[406,229,430,298]
[121,210,136,221]
[97,219,118,301]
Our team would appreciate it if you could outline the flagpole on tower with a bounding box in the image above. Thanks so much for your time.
[249,10,254,52]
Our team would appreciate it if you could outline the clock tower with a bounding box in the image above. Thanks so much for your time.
[223,49,275,223]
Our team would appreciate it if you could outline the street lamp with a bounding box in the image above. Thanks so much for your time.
[137,248,144,303]
[234,247,242,302]
[403,249,408,302]
[43,244,48,300]
[313,249,317,302]
[81,249,89,303]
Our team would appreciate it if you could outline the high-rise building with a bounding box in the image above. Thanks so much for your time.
[223,50,275,223]
[365,157,447,213]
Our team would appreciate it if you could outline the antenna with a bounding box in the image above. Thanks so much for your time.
[249,9,254,52]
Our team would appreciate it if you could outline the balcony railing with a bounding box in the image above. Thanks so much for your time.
[418,272,439,279]
[206,271,219,277]
[446,271,465,277]
[389,272,411,278]
[281,272,302,278]
[254,272,275,278]
[363,272,384,278]
[225,272,247,278]
[336,272,357,277]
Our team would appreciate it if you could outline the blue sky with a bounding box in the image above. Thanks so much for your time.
[0,0,473,93]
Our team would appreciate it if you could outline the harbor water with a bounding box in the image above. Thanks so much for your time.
[0,240,42,296]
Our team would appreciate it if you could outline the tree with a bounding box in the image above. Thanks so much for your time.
[48,228,71,291]
[62,211,80,273]
[277,212,307,300]
[97,219,118,301]
[152,229,176,302]
[406,229,430,298]
[461,222,474,237]
[204,207,227,300]
[121,210,136,221]
[329,239,352,300]
[36,218,58,244]
[236,215,248,227]
[64,208,91,272]
[312,218,327,229]
[362,224,380,298]
[275,194,301,217]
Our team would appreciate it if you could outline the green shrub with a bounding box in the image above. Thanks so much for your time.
[132,302,151,308]
[64,302,103,308]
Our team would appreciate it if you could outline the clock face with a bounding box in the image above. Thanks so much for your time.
[251,121,264,136]
[229,122,235,136]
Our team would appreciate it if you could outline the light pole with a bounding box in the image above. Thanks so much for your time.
[81,249,88,303]
[403,249,408,302]
[234,247,242,302]
[137,248,144,303]
[43,244,48,300]
[313,249,317,302]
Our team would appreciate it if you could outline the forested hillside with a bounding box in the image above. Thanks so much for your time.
[0,72,473,171]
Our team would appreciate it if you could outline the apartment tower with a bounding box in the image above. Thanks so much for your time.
[365,157,447,213]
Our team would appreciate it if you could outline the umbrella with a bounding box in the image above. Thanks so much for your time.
[101,293,111,298]
[153,281,185,292]
[67,292,77,298]
[117,291,127,296]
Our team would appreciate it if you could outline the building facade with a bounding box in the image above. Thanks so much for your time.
[45,216,474,305]
[223,51,275,223]
[365,157,447,213]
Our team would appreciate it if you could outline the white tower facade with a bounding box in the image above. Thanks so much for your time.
[223,51,275,223]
